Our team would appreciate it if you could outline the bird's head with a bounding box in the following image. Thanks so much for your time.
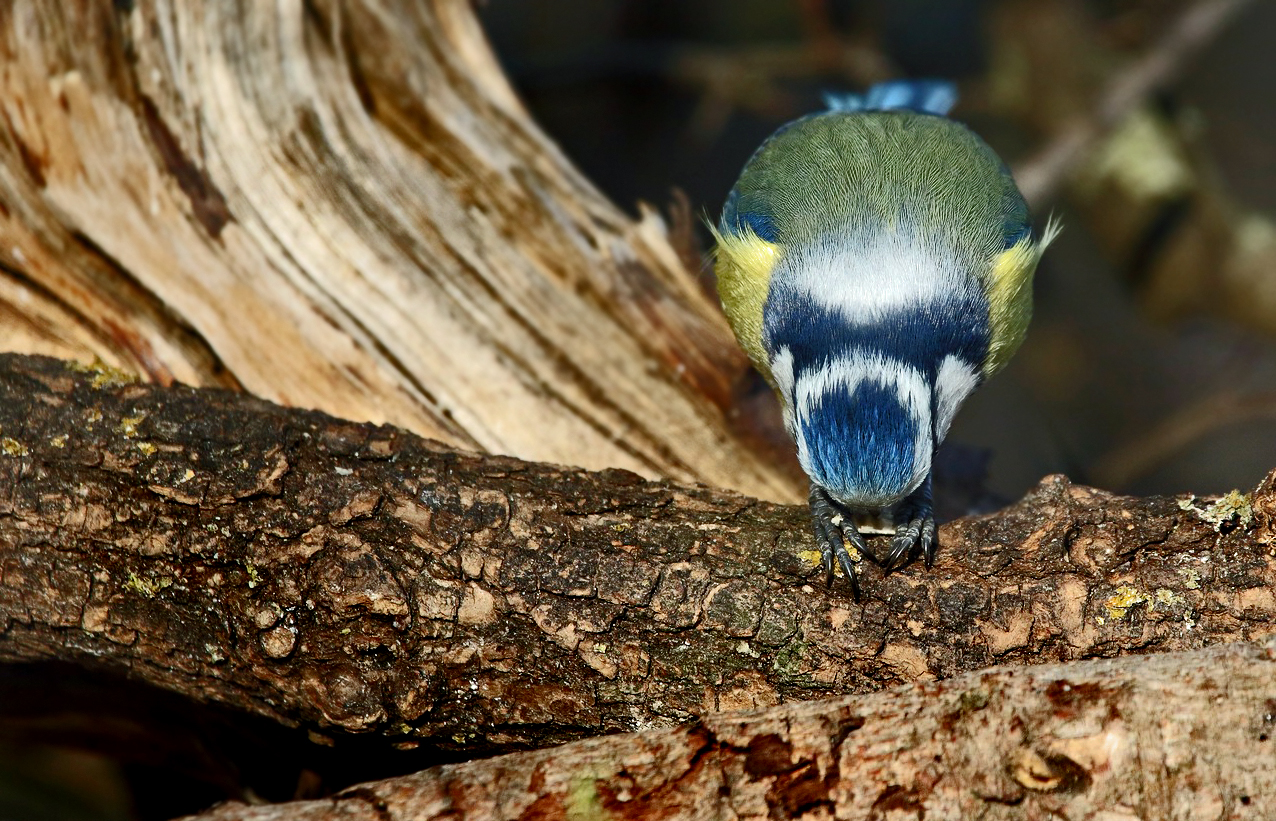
[773,348,936,510]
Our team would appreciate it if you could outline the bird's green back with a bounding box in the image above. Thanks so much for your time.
[727,111,1027,267]
[715,110,1051,380]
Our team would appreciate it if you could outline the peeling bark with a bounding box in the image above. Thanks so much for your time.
[184,642,1276,820]
[2,353,1273,758]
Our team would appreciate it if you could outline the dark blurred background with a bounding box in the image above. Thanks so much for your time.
[480,0,1276,507]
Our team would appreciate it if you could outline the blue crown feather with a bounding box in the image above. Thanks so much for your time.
[800,381,920,505]
[823,80,958,117]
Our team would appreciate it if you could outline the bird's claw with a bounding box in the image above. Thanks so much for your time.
[881,477,937,574]
[809,478,939,595]
[810,485,866,600]
[922,516,939,567]
[881,515,936,573]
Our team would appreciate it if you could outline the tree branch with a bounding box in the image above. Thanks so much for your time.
[1012,0,1256,205]
[2,353,1272,758]
[185,641,1276,820]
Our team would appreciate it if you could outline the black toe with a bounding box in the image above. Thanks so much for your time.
[809,485,865,600]
[921,517,938,568]
[882,520,920,573]
[883,475,937,572]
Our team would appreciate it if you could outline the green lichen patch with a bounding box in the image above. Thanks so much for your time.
[1103,584,1147,621]
[1,437,27,456]
[1178,490,1254,532]
[66,358,141,389]
[120,413,147,438]
[124,572,173,598]
[1177,567,1202,590]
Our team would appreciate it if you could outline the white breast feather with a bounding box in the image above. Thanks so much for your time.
[779,234,978,324]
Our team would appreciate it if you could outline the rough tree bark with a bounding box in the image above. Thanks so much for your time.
[2,354,1273,754]
[184,642,1276,821]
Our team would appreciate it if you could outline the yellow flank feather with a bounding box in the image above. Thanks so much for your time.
[710,225,780,384]
[983,218,1062,378]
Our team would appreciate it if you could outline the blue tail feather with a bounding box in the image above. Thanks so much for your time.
[824,80,957,117]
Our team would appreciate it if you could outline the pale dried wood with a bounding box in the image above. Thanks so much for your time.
[0,0,800,502]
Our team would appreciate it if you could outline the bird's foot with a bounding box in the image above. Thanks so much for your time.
[809,485,867,600]
[881,478,936,573]
[881,514,936,572]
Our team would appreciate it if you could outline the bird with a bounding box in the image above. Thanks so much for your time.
[711,80,1057,597]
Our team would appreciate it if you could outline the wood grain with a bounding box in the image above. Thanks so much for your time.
[0,0,800,502]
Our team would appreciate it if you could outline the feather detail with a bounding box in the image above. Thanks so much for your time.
[709,223,780,384]
[983,216,1062,378]
[823,80,958,116]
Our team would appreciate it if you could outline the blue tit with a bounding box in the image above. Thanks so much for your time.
[712,80,1057,596]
